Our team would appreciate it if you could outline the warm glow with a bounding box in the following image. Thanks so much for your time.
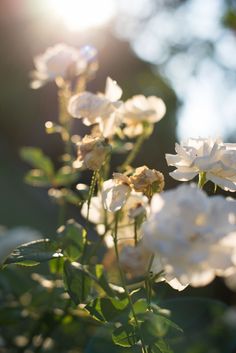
[49,0,116,31]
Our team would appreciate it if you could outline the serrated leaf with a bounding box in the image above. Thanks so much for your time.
[112,324,139,347]
[24,169,51,187]
[20,147,54,176]
[63,260,91,304]
[4,239,62,266]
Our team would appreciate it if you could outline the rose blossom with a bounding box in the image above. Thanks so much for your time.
[31,43,97,89]
[68,77,123,137]
[81,191,148,246]
[142,184,236,287]
[121,95,166,137]
[166,137,236,192]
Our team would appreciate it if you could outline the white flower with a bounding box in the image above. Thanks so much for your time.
[81,191,148,246]
[142,184,236,288]
[166,137,236,192]
[119,242,187,290]
[121,95,166,137]
[0,227,41,264]
[31,43,97,89]
[68,77,123,137]
[102,173,131,213]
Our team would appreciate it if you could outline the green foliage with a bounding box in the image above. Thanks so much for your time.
[54,166,79,187]
[4,239,62,266]
[112,323,139,347]
[63,261,116,304]
[63,260,91,304]
[20,147,54,176]
[57,219,86,261]
[24,169,51,187]
[86,297,129,323]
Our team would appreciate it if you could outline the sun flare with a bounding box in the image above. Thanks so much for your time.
[49,0,116,31]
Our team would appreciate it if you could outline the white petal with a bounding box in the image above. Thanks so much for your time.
[105,77,122,101]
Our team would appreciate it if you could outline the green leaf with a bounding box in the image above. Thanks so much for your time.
[132,299,148,315]
[4,239,62,266]
[139,311,182,344]
[90,264,117,298]
[24,169,51,187]
[58,219,86,261]
[61,189,82,206]
[86,297,129,324]
[63,260,91,304]
[154,339,174,353]
[100,297,129,322]
[20,147,54,176]
[85,298,106,322]
[54,166,79,187]
[112,324,139,347]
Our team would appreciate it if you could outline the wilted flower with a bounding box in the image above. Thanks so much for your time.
[166,137,236,192]
[142,184,236,287]
[74,135,111,171]
[31,43,97,89]
[130,165,164,196]
[68,77,123,137]
[121,95,166,137]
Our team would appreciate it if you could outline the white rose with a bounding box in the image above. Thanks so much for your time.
[166,137,236,192]
[68,77,123,137]
[142,184,236,287]
[122,95,166,137]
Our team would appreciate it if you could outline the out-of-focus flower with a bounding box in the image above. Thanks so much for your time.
[166,137,236,192]
[142,184,236,287]
[0,227,41,264]
[130,165,164,197]
[119,243,151,277]
[102,173,131,212]
[68,77,123,137]
[31,43,97,89]
[121,95,166,137]
[81,191,149,246]
[119,242,187,290]
[73,135,111,171]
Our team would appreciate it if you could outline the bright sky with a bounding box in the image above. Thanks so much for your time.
[48,0,116,31]
[115,0,236,141]
[47,0,236,141]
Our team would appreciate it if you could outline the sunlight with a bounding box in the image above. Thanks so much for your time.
[49,0,116,31]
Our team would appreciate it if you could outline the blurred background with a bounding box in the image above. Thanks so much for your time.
[1,0,236,230]
[1,0,236,351]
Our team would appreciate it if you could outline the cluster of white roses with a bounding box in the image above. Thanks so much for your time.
[31,43,236,292]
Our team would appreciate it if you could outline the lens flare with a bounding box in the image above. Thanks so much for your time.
[49,0,116,31]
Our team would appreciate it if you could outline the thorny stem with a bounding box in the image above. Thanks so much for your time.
[113,213,148,353]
